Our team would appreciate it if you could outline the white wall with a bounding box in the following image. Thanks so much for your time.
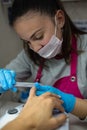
[0,2,22,67]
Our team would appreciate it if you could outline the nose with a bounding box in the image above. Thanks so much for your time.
[29,44,42,52]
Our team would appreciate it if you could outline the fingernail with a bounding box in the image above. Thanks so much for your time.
[58,95,61,98]
[64,112,69,118]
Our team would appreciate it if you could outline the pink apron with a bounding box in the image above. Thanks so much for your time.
[34,36,84,99]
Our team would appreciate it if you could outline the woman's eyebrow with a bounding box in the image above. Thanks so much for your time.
[20,28,44,41]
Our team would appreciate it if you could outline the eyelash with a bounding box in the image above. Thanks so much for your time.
[23,34,44,44]
[34,35,44,40]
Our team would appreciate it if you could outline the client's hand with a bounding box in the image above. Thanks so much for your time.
[17,87,67,130]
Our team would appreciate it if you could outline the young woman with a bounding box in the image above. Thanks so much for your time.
[0,0,87,120]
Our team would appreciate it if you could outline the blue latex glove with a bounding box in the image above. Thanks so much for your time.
[35,82,76,113]
[0,69,17,93]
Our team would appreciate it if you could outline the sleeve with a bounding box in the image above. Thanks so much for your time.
[5,50,32,81]
[78,34,87,51]
[77,34,87,99]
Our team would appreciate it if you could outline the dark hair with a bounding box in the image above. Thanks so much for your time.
[10,0,87,65]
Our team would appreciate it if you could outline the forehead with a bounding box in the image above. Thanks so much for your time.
[13,12,52,39]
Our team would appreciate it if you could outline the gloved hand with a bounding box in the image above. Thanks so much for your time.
[35,82,76,113]
[0,69,17,93]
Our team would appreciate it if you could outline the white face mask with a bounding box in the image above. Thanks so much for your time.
[37,35,62,59]
[37,18,63,59]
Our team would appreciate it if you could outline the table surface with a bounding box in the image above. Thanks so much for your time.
[0,101,87,130]
[69,114,87,130]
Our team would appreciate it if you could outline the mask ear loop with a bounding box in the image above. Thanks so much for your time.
[55,16,63,44]
[54,16,58,36]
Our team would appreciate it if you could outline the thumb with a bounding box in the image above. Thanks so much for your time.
[0,87,6,93]
[34,82,42,89]
[49,114,67,129]
[29,87,36,98]
[10,87,17,92]
[34,82,48,91]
